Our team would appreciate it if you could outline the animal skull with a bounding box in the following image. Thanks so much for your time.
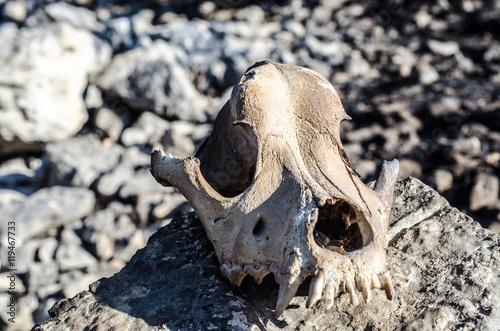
[151,61,399,318]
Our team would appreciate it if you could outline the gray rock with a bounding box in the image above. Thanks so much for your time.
[0,22,111,156]
[84,84,103,110]
[161,121,211,158]
[0,157,42,193]
[82,209,116,260]
[37,237,59,264]
[44,2,104,31]
[93,107,124,141]
[96,146,150,197]
[55,243,98,272]
[0,293,38,330]
[427,169,454,193]
[159,21,222,70]
[113,230,147,263]
[96,40,208,122]
[12,240,39,274]
[0,189,26,208]
[0,272,26,294]
[0,186,95,242]
[33,178,500,330]
[427,39,460,57]
[27,262,59,293]
[44,135,123,187]
[2,0,27,22]
[470,172,499,211]
[417,55,439,85]
[120,111,170,148]
[484,43,500,63]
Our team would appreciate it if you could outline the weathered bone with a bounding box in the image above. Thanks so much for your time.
[151,61,399,318]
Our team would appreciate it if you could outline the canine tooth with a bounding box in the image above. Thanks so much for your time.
[306,271,325,308]
[244,265,271,285]
[379,272,394,300]
[361,275,372,303]
[371,274,381,289]
[274,274,302,318]
[345,277,359,306]
[220,264,246,287]
[324,281,337,310]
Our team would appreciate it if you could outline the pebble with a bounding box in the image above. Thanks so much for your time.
[470,173,499,211]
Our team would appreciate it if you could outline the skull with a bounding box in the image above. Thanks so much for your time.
[151,61,399,318]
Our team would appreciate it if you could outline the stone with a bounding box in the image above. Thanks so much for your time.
[60,270,106,299]
[0,272,26,293]
[0,157,43,193]
[113,230,146,263]
[90,232,115,261]
[55,243,98,272]
[44,135,123,187]
[0,293,38,330]
[470,172,499,211]
[160,21,222,70]
[11,240,39,274]
[417,55,439,85]
[84,84,103,110]
[427,39,460,57]
[96,40,208,122]
[33,178,500,330]
[161,121,211,158]
[44,2,104,31]
[397,158,423,179]
[2,0,27,22]
[0,186,95,242]
[27,262,59,293]
[120,111,170,148]
[0,22,111,156]
[428,169,454,193]
[0,189,26,208]
[82,210,116,260]
[37,237,59,264]
[93,107,124,141]
[96,146,150,197]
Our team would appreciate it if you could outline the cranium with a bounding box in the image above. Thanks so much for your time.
[151,61,399,318]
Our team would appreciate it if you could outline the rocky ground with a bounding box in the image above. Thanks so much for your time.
[0,0,499,329]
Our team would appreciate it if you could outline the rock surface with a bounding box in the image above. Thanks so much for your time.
[96,40,208,122]
[0,22,111,155]
[33,178,500,330]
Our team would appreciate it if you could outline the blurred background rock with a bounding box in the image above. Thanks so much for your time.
[0,0,498,329]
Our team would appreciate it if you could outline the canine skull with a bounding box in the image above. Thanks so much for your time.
[151,61,399,318]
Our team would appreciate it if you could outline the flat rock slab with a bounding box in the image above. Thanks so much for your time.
[33,178,500,330]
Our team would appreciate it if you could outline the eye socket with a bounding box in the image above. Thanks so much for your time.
[313,201,371,254]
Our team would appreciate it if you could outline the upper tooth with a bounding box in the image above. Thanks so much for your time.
[379,272,394,300]
[220,264,246,287]
[243,265,271,285]
[274,273,302,318]
[323,280,337,310]
[270,263,282,284]
[345,277,359,306]
[306,270,325,308]
[360,274,372,303]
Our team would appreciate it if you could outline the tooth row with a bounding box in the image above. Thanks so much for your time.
[220,263,279,287]
[220,263,395,318]
[304,271,395,311]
